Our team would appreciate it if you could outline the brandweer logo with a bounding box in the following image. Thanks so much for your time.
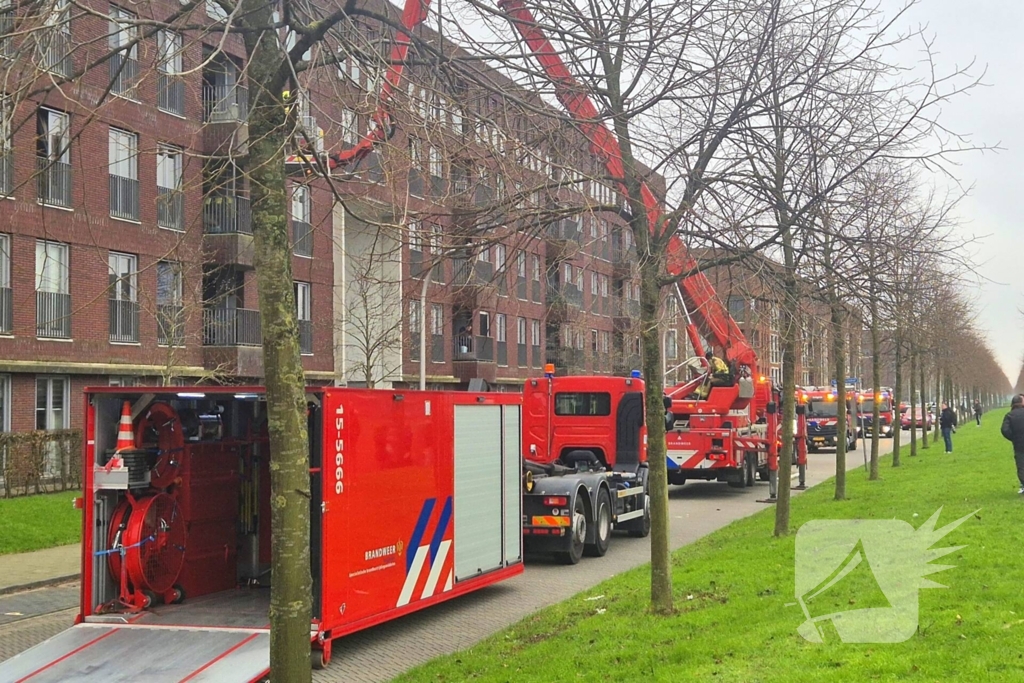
[792,507,975,643]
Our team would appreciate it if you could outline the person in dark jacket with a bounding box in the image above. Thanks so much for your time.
[974,400,983,426]
[1000,395,1024,494]
[939,402,957,453]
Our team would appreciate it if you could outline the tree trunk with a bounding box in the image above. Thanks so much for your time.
[920,360,930,449]
[239,4,312,679]
[909,348,918,457]
[891,340,903,466]
[831,304,847,500]
[934,367,943,441]
[774,223,797,536]
[639,256,673,614]
[869,298,881,479]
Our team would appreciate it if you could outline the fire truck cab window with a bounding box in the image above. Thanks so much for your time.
[554,392,611,416]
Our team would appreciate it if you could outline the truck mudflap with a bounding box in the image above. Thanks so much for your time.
[0,623,269,683]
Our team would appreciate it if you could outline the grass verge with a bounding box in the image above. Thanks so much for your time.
[398,416,1024,682]
[0,491,82,555]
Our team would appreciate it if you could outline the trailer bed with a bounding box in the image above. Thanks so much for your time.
[0,621,269,683]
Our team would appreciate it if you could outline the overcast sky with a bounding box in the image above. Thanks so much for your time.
[884,0,1024,383]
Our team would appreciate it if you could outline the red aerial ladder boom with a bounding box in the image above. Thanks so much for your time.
[496,0,758,379]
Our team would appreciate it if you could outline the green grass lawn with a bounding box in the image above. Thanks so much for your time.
[399,415,1024,682]
[0,490,82,555]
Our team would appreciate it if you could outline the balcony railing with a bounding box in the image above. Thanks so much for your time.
[37,31,72,77]
[157,304,184,346]
[454,335,493,362]
[298,319,312,355]
[0,13,12,58]
[109,174,139,220]
[36,291,71,339]
[109,52,138,97]
[0,287,11,334]
[157,187,184,230]
[203,83,248,123]
[452,257,493,286]
[108,299,139,343]
[0,149,11,196]
[203,307,261,346]
[293,220,312,256]
[203,194,251,234]
[37,157,72,207]
[158,74,185,116]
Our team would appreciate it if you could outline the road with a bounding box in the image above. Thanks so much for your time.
[0,438,894,682]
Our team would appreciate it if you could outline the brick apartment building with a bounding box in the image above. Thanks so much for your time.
[0,0,680,444]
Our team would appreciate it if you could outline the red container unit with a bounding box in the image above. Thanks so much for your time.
[0,387,523,683]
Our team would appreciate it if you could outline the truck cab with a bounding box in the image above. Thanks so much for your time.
[800,387,857,451]
[520,371,650,564]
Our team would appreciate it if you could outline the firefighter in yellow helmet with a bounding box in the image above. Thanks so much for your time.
[696,349,731,400]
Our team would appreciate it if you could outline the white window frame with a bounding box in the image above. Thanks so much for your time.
[517,317,527,344]
[665,329,678,360]
[108,127,137,180]
[35,240,68,294]
[431,304,443,337]
[35,375,69,431]
[531,319,540,346]
[0,373,8,431]
[408,221,422,252]
[0,233,9,290]
[496,313,506,343]
[291,184,311,223]
[517,251,526,278]
[295,281,312,321]
[40,108,69,163]
[156,145,181,191]
[109,6,137,58]
[157,260,183,306]
[157,29,182,74]
[108,252,137,302]
[409,299,421,331]
[340,108,358,145]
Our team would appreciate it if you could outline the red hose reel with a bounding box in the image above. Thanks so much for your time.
[107,493,186,610]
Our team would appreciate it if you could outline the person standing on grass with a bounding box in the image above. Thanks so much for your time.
[975,400,983,426]
[1000,394,1024,495]
[939,402,957,453]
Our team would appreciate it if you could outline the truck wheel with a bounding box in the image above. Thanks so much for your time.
[311,648,328,670]
[757,467,769,482]
[584,489,611,557]
[744,453,756,487]
[627,493,651,538]
[556,495,587,565]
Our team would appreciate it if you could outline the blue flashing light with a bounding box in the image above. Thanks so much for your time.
[631,370,642,378]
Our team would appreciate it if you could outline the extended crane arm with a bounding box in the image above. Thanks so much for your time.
[498,0,758,375]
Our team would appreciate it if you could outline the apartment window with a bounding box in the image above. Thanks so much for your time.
[340,108,358,145]
[37,108,71,207]
[431,304,443,336]
[591,329,598,353]
[109,6,138,96]
[36,240,70,338]
[478,311,490,337]
[532,255,540,281]
[496,314,506,343]
[36,376,69,431]
[0,233,9,333]
[409,221,423,253]
[0,374,8,432]
[108,127,139,220]
[770,333,780,365]
[429,224,442,253]
[666,329,678,360]
[600,275,608,298]
[591,272,599,297]
[409,299,421,340]
[478,246,490,264]
[600,330,610,354]
[156,145,183,230]
[39,0,71,76]
[108,252,138,343]
[727,296,746,322]
[291,184,312,256]
[495,244,506,270]
[531,319,540,346]
[157,30,185,115]
[428,145,444,195]
[563,263,572,285]
[295,281,312,355]
[516,252,527,279]
[157,261,184,346]
[408,137,423,197]
[0,97,9,195]
[576,267,584,292]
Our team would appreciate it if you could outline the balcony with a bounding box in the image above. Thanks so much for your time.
[109,52,138,97]
[453,334,496,384]
[158,74,185,116]
[157,304,185,346]
[546,282,582,322]
[544,219,581,262]
[293,220,312,257]
[613,298,641,331]
[0,287,11,333]
[108,299,139,343]
[37,31,72,78]
[203,307,261,346]
[611,240,636,278]
[202,307,264,377]
[204,194,251,234]
[157,187,184,230]
[203,84,248,123]
[451,257,497,309]
[109,174,139,221]
[37,157,71,207]
[546,348,585,375]
[36,291,71,339]
[298,319,312,355]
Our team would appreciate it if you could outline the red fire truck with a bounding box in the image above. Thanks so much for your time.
[521,372,650,564]
[0,387,523,681]
[798,387,858,452]
[857,388,896,437]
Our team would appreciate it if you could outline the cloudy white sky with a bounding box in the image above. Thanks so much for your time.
[885,0,1024,383]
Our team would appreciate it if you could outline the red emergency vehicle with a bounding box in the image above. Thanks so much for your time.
[521,371,650,564]
[0,387,523,681]
[798,387,858,452]
[857,388,896,437]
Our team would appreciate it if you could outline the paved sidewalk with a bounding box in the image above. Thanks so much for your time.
[0,544,80,595]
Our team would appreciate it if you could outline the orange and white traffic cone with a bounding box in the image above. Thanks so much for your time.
[108,400,135,470]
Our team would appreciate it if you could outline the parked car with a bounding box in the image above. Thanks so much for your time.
[901,410,933,430]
